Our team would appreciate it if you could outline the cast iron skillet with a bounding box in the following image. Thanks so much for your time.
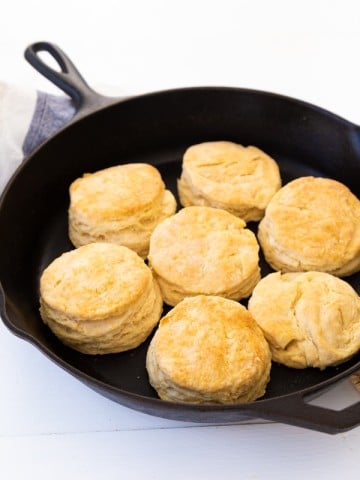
[0,42,359,434]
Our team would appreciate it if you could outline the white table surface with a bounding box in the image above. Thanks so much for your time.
[1,1,360,478]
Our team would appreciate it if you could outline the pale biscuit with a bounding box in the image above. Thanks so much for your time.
[248,271,360,369]
[148,206,261,306]
[177,141,281,221]
[258,176,360,276]
[39,242,162,354]
[146,295,271,404]
[69,163,176,258]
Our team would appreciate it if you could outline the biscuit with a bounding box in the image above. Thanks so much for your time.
[177,141,281,221]
[146,295,271,404]
[148,206,261,306]
[248,271,360,369]
[258,176,360,276]
[69,163,176,258]
[39,242,162,354]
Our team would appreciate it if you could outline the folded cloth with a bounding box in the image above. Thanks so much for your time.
[23,90,75,157]
[0,82,75,192]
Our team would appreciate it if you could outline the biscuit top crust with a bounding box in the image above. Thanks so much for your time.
[152,295,270,392]
[248,271,360,367]
[40,243,151,319]
[261,176,360,270]
[69,163,164,220]
[148,206,259,292]
[182,141,281,207]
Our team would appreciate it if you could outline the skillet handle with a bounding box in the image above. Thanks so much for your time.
[250,390,360,434]
[24,41,115,117]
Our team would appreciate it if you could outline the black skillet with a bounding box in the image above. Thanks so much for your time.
[0,42,359,434]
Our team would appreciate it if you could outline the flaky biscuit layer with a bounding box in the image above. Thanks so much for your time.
[178,141,281,221]
[39,243,162,354]
[69,163,176,258]
[146,295,271,404]
[248,271,360,369]
[258,176,360,276]
[148,206,260,305]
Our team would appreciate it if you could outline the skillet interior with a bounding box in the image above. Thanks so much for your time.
[1,87,360,419]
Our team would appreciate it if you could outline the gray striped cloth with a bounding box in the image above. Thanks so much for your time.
[23,91,75,157]
[0,84,75,192]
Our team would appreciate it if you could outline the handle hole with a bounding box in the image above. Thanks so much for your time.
[37,51,63,73]
[305,378,359,411]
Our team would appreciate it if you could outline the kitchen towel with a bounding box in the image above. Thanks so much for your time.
[0,82,75,192]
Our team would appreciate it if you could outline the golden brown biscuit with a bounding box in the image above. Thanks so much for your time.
[69,163,176,258]
[148,206,261,306]
[248,271,360,369]
[39,242,162,354]
[258,176,360,276]
[177,141,281,221]
[146,295,271,404]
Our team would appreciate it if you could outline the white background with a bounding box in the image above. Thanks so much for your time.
[1,1,360,478]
